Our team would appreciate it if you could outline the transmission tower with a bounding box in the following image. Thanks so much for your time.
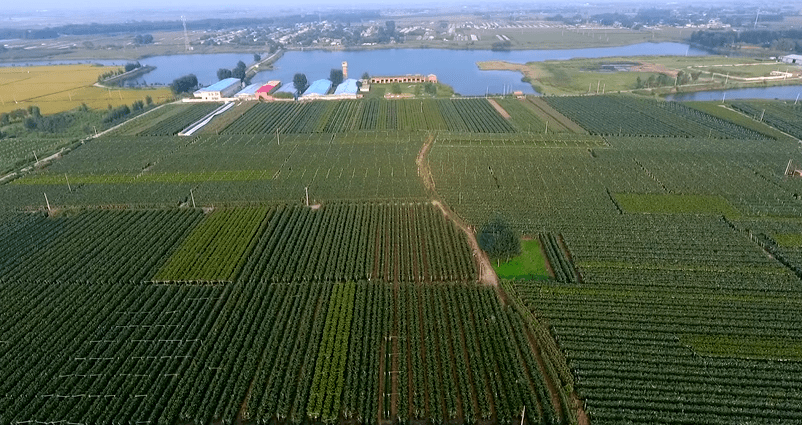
[182,16,191,51]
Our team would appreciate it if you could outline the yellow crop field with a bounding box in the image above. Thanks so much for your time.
[0,64,173,115]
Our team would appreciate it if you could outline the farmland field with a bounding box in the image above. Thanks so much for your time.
[221,98,523,134]
[3,94,802,425]
[0,64,172,115]
[729,100,802,139]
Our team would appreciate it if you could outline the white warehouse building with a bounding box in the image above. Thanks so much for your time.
[781,54,802,65]
[193,78,242,100]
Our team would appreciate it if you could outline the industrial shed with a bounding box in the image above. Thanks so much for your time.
[194,78,242,101]
[782,54,802,65]
[334,79,359,98]
[256,81,282,100]
[234,84,262,100]
[302,79,333,98]
[275,83,297,94]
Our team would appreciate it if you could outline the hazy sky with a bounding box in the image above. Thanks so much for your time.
[11,0,455,11]
[7,0,661,13]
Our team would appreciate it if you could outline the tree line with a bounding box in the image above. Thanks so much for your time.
[691,29,802,53]
[636,70,700,89]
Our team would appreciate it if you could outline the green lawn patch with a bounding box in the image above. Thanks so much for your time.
[773,233,802,247]
[153,208,269,282]
[681,334,802,361]
[615,193,741,216]
[494,239,549,280]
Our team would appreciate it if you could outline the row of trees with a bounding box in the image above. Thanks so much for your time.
[216,55,264,83]
[691,29,802,53]
[636,70,700,89]
[101,97,151,124]
[289,70,371,97]
[217,61,248,82]
[133,34,154,45]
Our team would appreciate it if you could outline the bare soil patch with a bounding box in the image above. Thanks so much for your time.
[525,98,587,134]
[632,62,677,77]
[486,99,511,120]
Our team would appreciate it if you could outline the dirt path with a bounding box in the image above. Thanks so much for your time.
[416,135,437,192]
[416,134,499,287]
[487,99,511,120]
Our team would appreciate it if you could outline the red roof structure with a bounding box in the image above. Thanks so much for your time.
[256,81,281,94]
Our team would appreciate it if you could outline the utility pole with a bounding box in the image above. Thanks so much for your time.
[276,129,280,145]
[44,193,51,212]
[760,109,765,122]
[190,189,196,208]
[65,174,71,192]
[545,121,548,134]
[182,16,191,51]
[795,93,800,105]
[33,151,39,163]
[520,406,526,425]
[305,186,309,206]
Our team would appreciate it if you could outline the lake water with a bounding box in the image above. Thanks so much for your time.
[0,43,707,96]
[251,43,710,96]
[665,85,802,101]
[124,53,261,87]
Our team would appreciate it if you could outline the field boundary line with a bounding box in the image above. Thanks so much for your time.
[416,133,498,286]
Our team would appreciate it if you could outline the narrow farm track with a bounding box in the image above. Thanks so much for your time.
[417,134,590,424]
[416,134,498,287]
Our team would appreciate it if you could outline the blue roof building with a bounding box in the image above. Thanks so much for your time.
[276,82,297,93]
[334,79,359,96]
[193,78,241,100]
[235,83,262,99]
[302,79,333,97]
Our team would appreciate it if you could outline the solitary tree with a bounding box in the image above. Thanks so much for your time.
[253,53,261,62]
[330,68,344,87]
[423,81,437,96]
[170,74,198,94]
[217,68,233,81]
[361,71,370,80]
[477,213,520,262]
[232,61,247,82]
[385,21,396,38]
[293,73,308,94]
[27,106,41,118]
